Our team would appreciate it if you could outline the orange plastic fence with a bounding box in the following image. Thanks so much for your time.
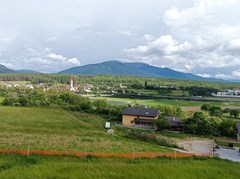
[0,149,211,159]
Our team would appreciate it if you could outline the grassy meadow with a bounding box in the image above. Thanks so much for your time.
[0,154,239,179]
[0,106,169,152]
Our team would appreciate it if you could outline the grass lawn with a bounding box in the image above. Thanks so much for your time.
[0,154,239,179]
[0,106,169,152]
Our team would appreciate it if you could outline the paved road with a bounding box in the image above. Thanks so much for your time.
[216,147,240,162]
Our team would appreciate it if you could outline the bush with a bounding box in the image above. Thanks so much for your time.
[127,130,178,148]
[155,118,170,131]
[228,142,234,148]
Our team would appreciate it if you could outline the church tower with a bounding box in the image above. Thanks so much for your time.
[70,76,75,91]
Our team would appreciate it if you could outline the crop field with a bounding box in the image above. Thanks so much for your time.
[98,97,240,108]
[0,106,169,152]
[0,154,239,179]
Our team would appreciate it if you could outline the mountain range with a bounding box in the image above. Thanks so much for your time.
[59,60,225,82]
[0,60,227,82]
[0,64,16,73]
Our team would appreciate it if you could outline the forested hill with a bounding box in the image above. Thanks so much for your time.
[58,60,224,82]
[0,64,16,73]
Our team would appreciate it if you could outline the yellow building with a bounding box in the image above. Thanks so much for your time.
[122,107,159,129]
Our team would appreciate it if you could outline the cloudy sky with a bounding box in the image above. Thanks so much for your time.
[1,0,240,78]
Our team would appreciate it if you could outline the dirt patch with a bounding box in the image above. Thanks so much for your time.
[221,106,240,110]
[175,138,214,154]
[181,106,201,112]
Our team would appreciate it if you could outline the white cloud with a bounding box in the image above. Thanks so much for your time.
[125,35,192,56]
[143,34,155,41]
[22,48,80,73]
[114,30,135,36]
[197,73,212,78]
[1,0,240,78]
[47,53,67,61]
[0,60,14,69]
[232,70,240,78]
[124,0,240,79]
[215,73,232,79]
[67,58,81,65]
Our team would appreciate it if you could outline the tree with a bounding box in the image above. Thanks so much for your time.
[230,109,240,119]
[183,112,220,136]
[210,109,222,118]
[155,117,170,131]
[201,104,212,111]
[219,119,237,137]
[92,99,108,114]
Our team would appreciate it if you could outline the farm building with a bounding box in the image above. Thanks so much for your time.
[164,116,183,132]
[122,107,159,129]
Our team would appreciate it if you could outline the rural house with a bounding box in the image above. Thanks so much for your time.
[164,116,183,132]
[122,107,159,129]
[237,121,240,141]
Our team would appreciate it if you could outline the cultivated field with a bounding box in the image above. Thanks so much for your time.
[97,97,240,111]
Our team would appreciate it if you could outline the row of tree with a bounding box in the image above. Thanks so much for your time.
[183,112,237,137]
[155,111,237,138]
[1,89,123,121]
[201,104,240,118]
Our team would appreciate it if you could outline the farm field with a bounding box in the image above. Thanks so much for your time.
[0,106,169,152]
[97,97,240,108]
[0,154,239,179]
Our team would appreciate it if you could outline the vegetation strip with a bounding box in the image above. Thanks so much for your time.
[0,149,211,158]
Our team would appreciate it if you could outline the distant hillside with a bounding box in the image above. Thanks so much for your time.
[0,64,16,73]
[59,60,224,82]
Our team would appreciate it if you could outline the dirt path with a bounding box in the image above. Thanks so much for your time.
[175,138,214,154]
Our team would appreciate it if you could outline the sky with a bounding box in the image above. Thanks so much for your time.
[1,0,240,79]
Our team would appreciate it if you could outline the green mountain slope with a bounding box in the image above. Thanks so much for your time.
[0,64,16,73]
[59,60,223,82]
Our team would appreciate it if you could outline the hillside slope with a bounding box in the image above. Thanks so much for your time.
[0,64,16,73]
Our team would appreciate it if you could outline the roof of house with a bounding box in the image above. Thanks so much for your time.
[236,121,240,133]
[164,116,182,127]
[122,107,159,118]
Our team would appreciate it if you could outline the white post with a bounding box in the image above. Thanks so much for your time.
[174,150,176,159]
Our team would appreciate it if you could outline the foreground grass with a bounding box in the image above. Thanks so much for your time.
[0,106,169,152]
[0,154,239,179]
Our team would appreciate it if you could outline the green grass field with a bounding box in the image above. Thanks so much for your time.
[0,154,239,179]
[99,97,223,107]
[98,97,240,108]
[0,106,169,152]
